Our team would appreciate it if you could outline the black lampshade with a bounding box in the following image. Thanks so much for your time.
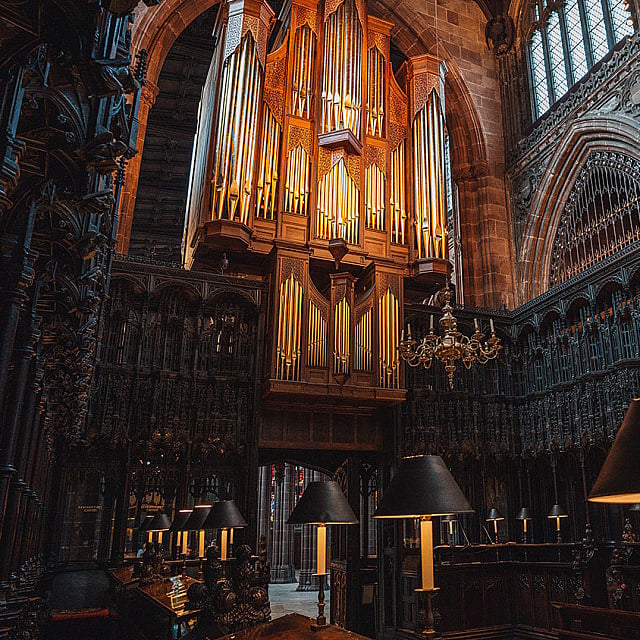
[547,504,568,518]
[139,515,154,531]
[374,455,473,518]
[517,507,533,520]
[183,505,211,531]
[589,399,640,503]
[487,508,504,522]
[147,513,171,532]
[287,481,358,525]
[203,500,248,530]
[442,514,457,522]
[170,509,193,532]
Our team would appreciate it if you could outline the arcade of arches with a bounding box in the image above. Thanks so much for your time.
[2,0,640,638]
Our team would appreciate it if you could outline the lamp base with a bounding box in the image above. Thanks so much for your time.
[311,572,330,630]
[415,587,440,638]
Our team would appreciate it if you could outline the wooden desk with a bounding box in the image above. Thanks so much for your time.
[217,613,371,639]
[137,576,201,639]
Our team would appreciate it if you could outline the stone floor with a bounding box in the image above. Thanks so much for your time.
[269,580,327,619]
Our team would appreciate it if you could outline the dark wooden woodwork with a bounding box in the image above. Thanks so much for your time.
[216,613,372,639]
[552,603,640,640]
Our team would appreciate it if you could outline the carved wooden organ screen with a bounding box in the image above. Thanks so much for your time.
[183,0,454,404]
[549,152,640,287]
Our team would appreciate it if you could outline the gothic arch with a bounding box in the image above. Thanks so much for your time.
[519,114,640,301]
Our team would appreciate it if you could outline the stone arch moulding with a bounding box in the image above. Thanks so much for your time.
[116,0,221,255]
[519,114,640,303]
[368,2,516,308]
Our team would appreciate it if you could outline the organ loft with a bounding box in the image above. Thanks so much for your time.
[3,0,640,639]
[183,0,460,410]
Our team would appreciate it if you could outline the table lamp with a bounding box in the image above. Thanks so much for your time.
[374,455,473,637]
[589,399,640,503]
[547,504,568,542]
[140,514,154,543]
[147,513,171,545]
[516,507,533,543]
[442,514,456,546]
[288,481,358,629]
[486,508,504,544]
[184,505,212,559]
[203,500,248,561]
[170,509,193,556]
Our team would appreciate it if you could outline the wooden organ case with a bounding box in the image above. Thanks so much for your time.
[183,0,452,418]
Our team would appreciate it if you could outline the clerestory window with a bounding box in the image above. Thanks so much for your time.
[527,0,635,119]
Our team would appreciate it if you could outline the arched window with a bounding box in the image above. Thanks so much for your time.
[549,152,640,287]
[527,0,635,119]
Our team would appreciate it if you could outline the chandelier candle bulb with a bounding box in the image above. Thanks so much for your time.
[490,318,495,334]
[474,318,479,331]
[430,314,434,331]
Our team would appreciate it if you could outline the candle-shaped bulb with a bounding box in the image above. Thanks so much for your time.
[490,318,495,334]
[401,329,405,342]
[430,315,434,331]
[407,323,412,339]
[474,318,479,331]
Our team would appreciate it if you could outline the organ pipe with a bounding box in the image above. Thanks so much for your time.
[284,145,311,215]
[316,158,359,244]
[211,33,263,226]
[354,308,372,371]
[390,142,406,244]
[365,162,385,230]
[321,0,362,136]
[276,274,303,380]
[256,105,281,220]
[413,89,447,260]
[333,296,351,375]
[377,288,399,388]
[367,46,385,137]
[291,24,316,119]
[307,301,327,368]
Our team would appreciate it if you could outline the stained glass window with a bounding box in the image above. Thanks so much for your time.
[527,0,634,118]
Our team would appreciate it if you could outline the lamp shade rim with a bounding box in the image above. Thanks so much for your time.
[287,481,358,525]
[588,399,640,503]
[203,500,248,530]
[373,455,473,518]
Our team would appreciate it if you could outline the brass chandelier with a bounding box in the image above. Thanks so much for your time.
[399,284,502,389]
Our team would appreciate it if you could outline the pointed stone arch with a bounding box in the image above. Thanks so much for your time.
[519,114,640,301]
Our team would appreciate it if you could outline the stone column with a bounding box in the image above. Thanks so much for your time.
[270,463,296,583]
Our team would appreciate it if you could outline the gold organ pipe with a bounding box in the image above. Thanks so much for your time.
[276,278,285,378]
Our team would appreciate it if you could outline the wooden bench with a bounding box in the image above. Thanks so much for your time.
[552,602,640,640]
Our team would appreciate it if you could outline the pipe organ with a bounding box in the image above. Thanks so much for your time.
[184,0,454,405]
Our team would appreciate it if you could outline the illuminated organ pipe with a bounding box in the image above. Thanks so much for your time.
[291,24,316,119]
[413,89,447,260]
[256,105,281,219]
[307,301,327,368]
[390,142,406,244]
[284,145,311,215]
[276,274,303,380]
[365,162,385,230]
[211,33,263,226]
[377,289,399,388]
[321,0,362,136]
[367,47,385,137]
[354,307,372,371]
[316,158,359,244]
[333,296,351,375]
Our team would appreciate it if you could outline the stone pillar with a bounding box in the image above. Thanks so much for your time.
[270,463,296,583]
